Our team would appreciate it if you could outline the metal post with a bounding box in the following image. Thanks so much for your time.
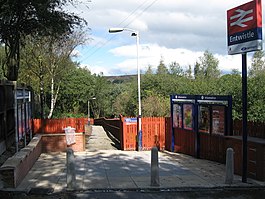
[242,53,248,183]
[29,90,32,140]
[23,87,26,147]
[87,100,90,125]
[170,95,175,152]
[13,81,19,153]
[136,32,142,151]
[109,28,142,151]
[194,101,200,158]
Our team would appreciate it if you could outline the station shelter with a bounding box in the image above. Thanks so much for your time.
[0,81,32,155]
[170,94,232,163]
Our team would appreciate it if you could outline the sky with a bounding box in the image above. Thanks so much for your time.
[68,0,264,76]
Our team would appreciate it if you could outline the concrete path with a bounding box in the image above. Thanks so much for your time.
[2,125,265,194]
[86,126,119,151]
[16,150,265,193]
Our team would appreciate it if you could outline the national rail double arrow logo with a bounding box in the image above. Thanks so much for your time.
[227,0,262,55]
[230,9,253,28]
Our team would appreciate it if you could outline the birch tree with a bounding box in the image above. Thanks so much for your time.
[45,31,87,118]
[20,30,87,118]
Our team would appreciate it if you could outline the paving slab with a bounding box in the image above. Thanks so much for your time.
[1,125,265,193]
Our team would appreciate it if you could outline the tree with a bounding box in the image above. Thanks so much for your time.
[56,65,95,117]
[19,29,88,118]
[142,91,169,117]
[19,36,49,118]
[169,61,183,76]
[249,50,265,77]
[194,61,202,79]
[185,65,193,79]
[0,0,86,80]
[45,31,87,118]
[196,50,220,79]
[145,65,153,74]
[91,73,114,118]
[217,73,242,120]
[156,58,168,75]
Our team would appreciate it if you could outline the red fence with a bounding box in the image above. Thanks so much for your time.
[33,117,265,154]
[94,117,166,151]
[173,128,196,157]
[33,118,90,134]
[233,120,265,139]
[120,117,166,151]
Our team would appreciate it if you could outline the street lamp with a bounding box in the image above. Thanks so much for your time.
[88,97,96,125]
[109,27,142,151]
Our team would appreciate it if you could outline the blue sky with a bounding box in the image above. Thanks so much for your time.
[69,0,264,76]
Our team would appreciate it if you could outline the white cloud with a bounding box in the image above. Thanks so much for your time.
[108,43,247,74]
[80,64,111,76]
[69,0,261,75]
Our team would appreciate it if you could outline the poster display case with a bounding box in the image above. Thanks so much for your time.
[170,94,232,159]
[212,106,225,135]
[199,105,210,133]
[173,104,182,128]
[183,104,193,130]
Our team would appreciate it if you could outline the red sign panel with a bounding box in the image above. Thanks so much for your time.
[227,0,262,55]
[227,0,262,35]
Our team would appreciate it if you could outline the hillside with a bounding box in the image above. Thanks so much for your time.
[105,74,137,83]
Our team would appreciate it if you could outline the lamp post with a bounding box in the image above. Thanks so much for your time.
[109,27,142,151]
[88,97,96,125]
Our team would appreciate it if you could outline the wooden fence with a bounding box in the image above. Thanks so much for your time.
[33,118,89,134]
[33,117,265,148]
[233,119,265,139]
[120,117,166,150]
[94,117,166,151]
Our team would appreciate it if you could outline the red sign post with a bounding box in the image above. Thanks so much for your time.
[227,0,262,183]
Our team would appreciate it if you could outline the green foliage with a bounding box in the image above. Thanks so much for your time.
[15,46,265,122]
[169,61,183,76]
[52,112,86,119]
[0,0,86,80]
[249,50,265,77]
[142,91,169,117]
[248,73,265,121]
[145,65,153,75]
[56,65,95,115]
[195,50,220,79]
[156,58,169,74]
[217,74,242,120]
[18,32,88,119]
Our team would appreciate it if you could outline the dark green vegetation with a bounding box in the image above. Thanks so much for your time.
[2,45,265,121]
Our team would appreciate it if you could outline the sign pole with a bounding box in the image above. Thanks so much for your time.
[242,53,248,183]
[227,0,262,183]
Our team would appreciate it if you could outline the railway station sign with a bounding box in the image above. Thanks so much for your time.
[124,117,137,125]
[227,0,262,55]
